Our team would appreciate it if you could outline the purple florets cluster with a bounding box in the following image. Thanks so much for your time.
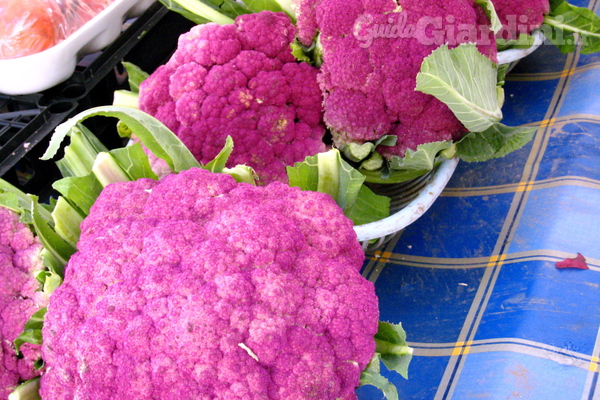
[295,0,498,158]
[492,0,549,40]
[139,11,327,185]
[40,168,379,400]
[0,207,47,400]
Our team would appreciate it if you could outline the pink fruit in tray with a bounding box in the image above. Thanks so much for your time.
[0,0,67,59]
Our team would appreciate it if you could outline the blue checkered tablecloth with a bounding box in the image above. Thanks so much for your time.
[357,4,600,399]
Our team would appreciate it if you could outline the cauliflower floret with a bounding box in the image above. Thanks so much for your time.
[492,0,549,40]
[0,207,47,399]
[40,168,379,400]
[294,0,498,157]
[139,11,327,185]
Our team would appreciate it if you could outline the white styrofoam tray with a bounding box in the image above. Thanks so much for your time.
[0,0,157,95]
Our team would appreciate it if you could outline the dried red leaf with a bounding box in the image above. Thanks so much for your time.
[555,253,589,270]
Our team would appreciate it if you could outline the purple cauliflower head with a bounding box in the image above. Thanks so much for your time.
[492,0,549,40]
[40,168,379,400]
[294,0,498,158]
[138,11,327,185]
[1,207,47,399]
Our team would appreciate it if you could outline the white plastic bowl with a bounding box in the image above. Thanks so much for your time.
[0,0,156,95]
[354,158,458,250]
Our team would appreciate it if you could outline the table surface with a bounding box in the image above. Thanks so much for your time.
[357,9,600,400]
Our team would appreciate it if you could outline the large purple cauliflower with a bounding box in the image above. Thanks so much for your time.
[1,207,47,399]
[138,11,327,185]
[294,0,498,158]
[492,0,550,40]
[40,168,379,400]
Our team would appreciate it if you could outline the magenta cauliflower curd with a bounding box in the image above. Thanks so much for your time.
[40,168,379,400]
[138,11,327,185]
[294,0,498,158]
[1,207,47,400]
[492,0,550,39]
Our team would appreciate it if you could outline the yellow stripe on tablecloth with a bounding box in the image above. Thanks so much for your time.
[487,254,506,267]
[538,118,556,128]
[451,342,473,356]
[560,68,576,78]
[515,181,535,192]
[589,356,600,372]
[370,251,392,263]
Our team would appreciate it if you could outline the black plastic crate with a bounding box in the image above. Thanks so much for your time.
[0,2,195,197]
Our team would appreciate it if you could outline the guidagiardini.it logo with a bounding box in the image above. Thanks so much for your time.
[352,12,581,48]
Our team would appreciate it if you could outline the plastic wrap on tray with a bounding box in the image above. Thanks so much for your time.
[58,0,117,35]
[0,0,156,95]
[0,0,67,59]
[0,0,116,60]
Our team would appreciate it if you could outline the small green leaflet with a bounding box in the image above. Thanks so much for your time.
[0,191,20,214]
[474,0,502,33]
[8,377,42,400]
[341,142,376,163]
[204,136,234,173]
[110,143,158,181]
[0,179,30,215]
[36,268,63,294]
[0,181,37,226]
[374,321,413,379]
[359,354,399,400]
[287,149,390,225]
[30,196,74,272]
[359,321,413,400]
[374,135,398,148]
[291,40,312,64]
[416,44,503,133]
[360,152,384,171]
[42,106,201,173]
[497,63,509,88]
[543,1,600,54]
[222,165,257,184]
[291,36,324,66]
[340,136,397,164]
[51,198,83,249]
[361,141,454,184]
[52,175,102,216]
[344,185,390,226]
[39,248,64,277]
[121,62,149,93]
[389,140,453,172]
[287,149,363,211]
[549,0,564,8]
[203,136,256,184]
[14,308,47,355]
[455,123,537,162]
